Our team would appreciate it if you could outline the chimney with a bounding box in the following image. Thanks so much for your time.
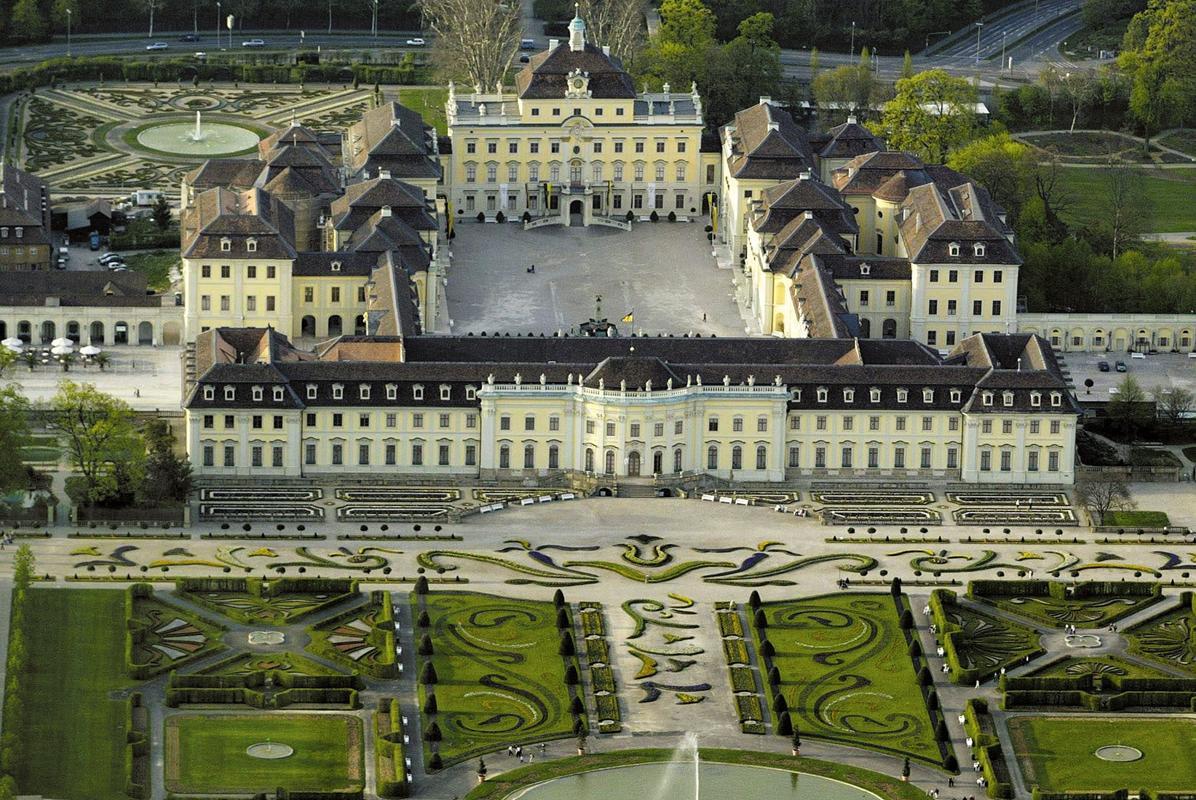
[381,205,392,217]
[549,38,560,50]
[602,45,610,56]
[847,114,858,125]
[379,168,391,179]
[759,96,772,105]
[799,169,811,181]
[767,121,780,132]
[803,210,814,220]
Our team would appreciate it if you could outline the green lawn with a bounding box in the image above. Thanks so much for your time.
[20,446,60,463]
[417,591,578,766]
[1159,129,1196,158]
[8,589,131,799]
[752,593,943,764]
[1126,603,1196,673]
[398,86,448,135]
[938,600,1042,679]
[1103,510,1172,527]
[1056,166,1196,233]
[119,249,177,292]
[1008,716,1196,793]
[165,713,363,793]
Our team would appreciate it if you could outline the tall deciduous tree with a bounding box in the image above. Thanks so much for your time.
[1106,374,1151,437]
[13,543,36,592]
[9,0,48,42]
[0,385,30,495]
[1058,69,1098,131]
[1152,385,1194,429]
[640,0,716,89]
[1076,474,1135,524]
[576,0,647,63]
[43,381,143,504]
[1100,158,1150,259]
[881,69,977,163]
[152,194,173,231]
[51,0,81,31]
[136,419,192,507]
[140,0,166,36]
[418,0,521,91]
[699,12,781,127]
[812,64,877,117]
[1119,0,1196,145]
[946,132,1039,223]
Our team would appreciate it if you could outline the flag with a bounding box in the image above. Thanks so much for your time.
[622,311,634,323]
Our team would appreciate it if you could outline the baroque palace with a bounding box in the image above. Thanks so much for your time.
[176,12,1083,486]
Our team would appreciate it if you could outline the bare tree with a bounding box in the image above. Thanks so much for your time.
[1075,474,1135,525]
[576,0,647,64]
[1103,158,1150,259]
[1058,70,1096,132]
[418,0,521,91]
[140,0,166,36]
[1152,385,1195,429]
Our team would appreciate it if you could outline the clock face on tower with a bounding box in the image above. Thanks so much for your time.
[565,70,590,98]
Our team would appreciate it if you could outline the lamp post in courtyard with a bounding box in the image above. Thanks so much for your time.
[216,1,221,49]
[65,8,71,57]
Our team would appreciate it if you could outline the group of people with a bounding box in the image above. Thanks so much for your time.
[505,742,547,764]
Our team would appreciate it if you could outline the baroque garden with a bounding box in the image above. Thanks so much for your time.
[2,12,1196,800]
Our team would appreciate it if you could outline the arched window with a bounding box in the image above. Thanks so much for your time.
[523,444,535,469]
[89,321,104,344]
[585,447,594,472]
[673,448,683,473]
[652,450,663,474]
[756,445,767,470]
[859,318,871,338]
[604,450,616,474]
[707,445,718,470]
[499,444,510,469]
[731,446,743,470]
[328,315,343,336]
[882,319,897,339]
[548,444,559,470]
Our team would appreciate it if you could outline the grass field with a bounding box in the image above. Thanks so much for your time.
[1104,510,1172,527]
[9,589,131,799]
[752,593,942,764]
[1159,129,1196,158]
[398,86,448,135]
[1008,716,1196,793]
[417,591,578,766]
[1056,166,1196,233]
[119,249,177,292]
[164,713,363,793]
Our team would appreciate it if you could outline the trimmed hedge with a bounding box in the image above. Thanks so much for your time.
[964,698,1013,799]
[164,670,362,709]
[929,589,1044,686]
[1002,673,1196,710]
[306,591,397,679]
[375,698,408,798]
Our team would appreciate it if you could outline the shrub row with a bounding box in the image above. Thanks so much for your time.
[1002,674,1196,710]
[164,686,359,708]
[716,609,744,638]
[930,589,1043,686]
[590,665,615,694]
[579,604,620,733]
[306,591,397,679]
[374,698,408,798]
[963,699,1013,799]
[729,666,756,693]
[579,609,606,638]
[722,638,749,664]
[125,693,149,799]
[584,637,609,664]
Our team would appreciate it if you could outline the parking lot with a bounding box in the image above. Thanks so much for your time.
[1060,350,1196,399]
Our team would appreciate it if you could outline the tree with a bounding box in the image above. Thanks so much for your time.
[51,0,81,31]
[639,0,716,89]
[0,385,29,494]
[1119,0,1196,144]
[881,69,978,163]
[1076,474,1135,524]
[812,64,878,117]
[43,381,143,505]
[946,132,1039,224]
[136,419,192,507]
[1152,385,1194,428]
[418,0,521,90]
[9,0,47,41]
[576,0,648,63]
[1099,159,1150,259]
[1106,375,1151,436]
[1058,69,1098,131]
[901,49,914,79]
[140,0,166,36]
[151,194,173,232]
[13,543,35,592]
[699,12,782,127]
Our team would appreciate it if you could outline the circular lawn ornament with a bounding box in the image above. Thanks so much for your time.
[1094,745,1143,762]
[246,742,294,759]
[247,630,286,646]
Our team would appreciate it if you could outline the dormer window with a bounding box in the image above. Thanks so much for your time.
[440,385,452,400]
[816,387,828,403]
[246,238,258,253]
[1050,392,1062,407]
[859,263,871,276]
[896,388,908,403]
[272,386,284,401]
[1030,391,1041,407]
[982,391,993,406]
[307,384,317,399]
[386,384,398,400]
[15,227,22,238]
[331,261,342,272]
[869,387,881,403]
[973,243,985,257]
[948,242,960,257]
[950,389,962,403]
[1003,391,1014,407]
[332,383,344,400]
[224,386,235,401]
[360,384,371,400]
[220,237,231,252]
[252,386,263,401]
[843,388,854,403]
[413,384,425,400]
[923,388,934,403]
[1,228,8,238]
[203,386,215,400]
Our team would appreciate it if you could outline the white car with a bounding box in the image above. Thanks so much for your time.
[242,39,266,47]
[405,38,426,46]
[145,42,169,51]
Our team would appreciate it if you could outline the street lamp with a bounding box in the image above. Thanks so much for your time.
[371,0,379,40]
[974,21,984,65]
[850,21,856,59]
[216,1,221,49]
[65,8,71,57]
[1001,29,1007,69]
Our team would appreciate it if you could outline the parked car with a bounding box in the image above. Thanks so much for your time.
[146,42,169,51]
[99,254,124,265]
[89,231,101,250]
[1115,360,1128,372]
[405,37,426,46]
[1097,360,1110,372]
[520,38,536,50]
[519,53,530,63]
[241,38,266,47]
[194,52,207,60]
[178,33,200,42]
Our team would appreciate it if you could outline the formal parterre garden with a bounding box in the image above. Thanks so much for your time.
[969,579,1162,629]
[414,590,583,768]
[750,592,948,766]
[1125,593,1196,673]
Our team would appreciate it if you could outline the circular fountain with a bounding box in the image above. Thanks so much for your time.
[247,631,285,646]
[1094,745,1143,762]
[246,740,294,760]
[133,111,261,157]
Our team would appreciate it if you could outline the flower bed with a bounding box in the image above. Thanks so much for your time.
[823,508,942,525]
[199,504,324,520]
[336,504,453,521]
[335,487,460,503]
[947,492,1069,507]
[200,488,323,502]
[953,508,1077,526]
[813,491,933,505]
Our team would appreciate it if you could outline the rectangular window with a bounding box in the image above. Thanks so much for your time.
[465,444,477,466]
[272,446,283,468]
[732,418,743,433]
[413,414,424,429]
[842,416,853,431]
[224,445,235,467]
[816,415,827,431]
[815,447,826,468]
[385,444,396,465]
[973,300,983,316]
[1003,420,1013,434]
[304,287,314,303]
[304,443,316,465]
[251,446,263,468]
[201,265,211,278]
[654,422,664,438]
[867,447,879,469]
[221,265,230,278]
[246,296,257,311]
[929,299,938,315]
[466,413,478,429]
[332,444,343,465]
[980,450,991,471]
[386,413,397,428]
[220,295,230,311]
[896,416,907,431]
[412,443,423,466]
[1028,450,1039,471]
[252,415,262,430]
[273,415,283,430]
[203,446,214,467]
[439,413,451,429]
[708,417,719,432]
[524,415,535,432]
[1050,420,1061,435]
[982,419,992,434]
[675,420,683,435]
[894,447,905,469]
[500,416,511,431]
[439,444,450,466]
[1000,450,1012,471]
[1048,450,1059,471]
[921,447,932,469]
[225,415,235,429]
[922,416,933,432]
[947,448,958,469]
[358,444,370,465]
[841,447,853,469]
[630,422,641,438]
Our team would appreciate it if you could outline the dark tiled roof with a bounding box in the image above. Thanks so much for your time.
[898,183,1019,265]
[182,188,297,260]
[292,251,381,276]
[0,270,158,307]
[344,102,440,180]
[583,356,681,389]
[753,175,858,236]
[827,256,912,281]
[515,42,635,100]
[185,159,266,191]
[723,102,815,180]
[809,119,884,159]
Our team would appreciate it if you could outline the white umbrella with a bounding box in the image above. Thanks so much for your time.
[80,345,102,356]
[50,345,74,356]
[51,337,72,348]
[2,337,22,347]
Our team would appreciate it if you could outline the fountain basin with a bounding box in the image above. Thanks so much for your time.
[246,742,294,759]
[247,631,285,646]
[133,120,262,157]
[506,762,882,800]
